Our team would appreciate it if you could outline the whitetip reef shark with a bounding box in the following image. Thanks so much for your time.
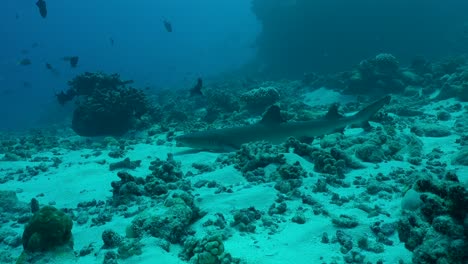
[176,95,391,152]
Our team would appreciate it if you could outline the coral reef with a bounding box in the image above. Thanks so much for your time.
[231,207,262,233]
[180,235,240,264]
[58,72,151,136]
[129,191,202,243]
[397,172,468,264]
[111,154,191,206]
[228,141,285,176]
[240,86,280,113]
[347,53,405,95]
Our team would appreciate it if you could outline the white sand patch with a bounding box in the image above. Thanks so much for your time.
[1,97,466,264]
[303,87,355,107]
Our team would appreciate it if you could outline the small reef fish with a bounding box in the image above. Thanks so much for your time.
[63,56,79,68]
[36,0,47,18]
[18,58,32,66]
[163,19,172,32]
[45,63,60,75]
[23,82,32,88]
[0,89,14,96]
[176,96,392,152]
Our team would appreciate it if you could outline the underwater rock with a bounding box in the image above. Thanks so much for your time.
[310,147,361,177]
[401,189,423,212]
[272,161,306,193]
[111,171,145,204]
[354,143,386,163]
[335,230,353,253]
[332,214,359,228]
[452,147,468,165]
[397,172,468,264]
[370,221,396,246]
[57,72,150,136]
[240,86,280,113]
[436,110,451,121]
[231,207,262,233]
[0,190,28,214]
[346,53,405,95]
[411,123,451,137]
[102,251,118,264]
[22,206,73,252]
[148,153,184,183]
[117,239,143,259]
[129,191,201,243]
[180,235,232,264]
[291,212,306,224]
[229,141,285,176]
[268,202,287,215]
[102,229,123,249]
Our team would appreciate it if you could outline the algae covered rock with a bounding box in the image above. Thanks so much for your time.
[59,72,150,136]
[452,147,468,165]
[240,86,280,113]
[22,206,73,252]
[0,190,28,213]
[180,235,240,264]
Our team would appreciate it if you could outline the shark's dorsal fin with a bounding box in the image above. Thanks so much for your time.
[260,105,285,125]
[325,103,343,120]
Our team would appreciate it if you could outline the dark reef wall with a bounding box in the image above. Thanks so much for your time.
[251,0,468,77]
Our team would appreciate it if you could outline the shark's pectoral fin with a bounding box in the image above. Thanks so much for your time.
[325,103,344,120]
[221,144,238,152]
[351,121,372,131]
[361,121,372,131]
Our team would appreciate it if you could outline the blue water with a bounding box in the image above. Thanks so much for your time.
[1,2,468,264]
[0,0,258,129]
[2,0,468,129]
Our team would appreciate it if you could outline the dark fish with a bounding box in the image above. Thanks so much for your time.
[32,42,39,48]
[45,62,60,75]
[36,0,47,18]
[21,49,29,55]
[55,90,76,105]
[15,13,19,20]
[18,58,32,66]
[110,37,114,46]
[190,78,203,97]
[69,56,79,68]
[63,56,79,68]
[163,19,172,33]
[0,89,14,96]
[23,82,32,88]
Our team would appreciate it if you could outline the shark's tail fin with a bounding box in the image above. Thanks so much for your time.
[353,95,391,128]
